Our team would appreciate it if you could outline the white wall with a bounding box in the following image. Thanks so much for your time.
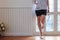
[0,0,35,36]
[0,0,32,7]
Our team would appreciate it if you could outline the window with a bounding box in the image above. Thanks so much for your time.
[57,14,60,31]
[46,14,54,32]
[58,0,60,12]
[49,0,54,12]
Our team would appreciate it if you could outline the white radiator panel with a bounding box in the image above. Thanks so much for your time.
[0,7,33,36]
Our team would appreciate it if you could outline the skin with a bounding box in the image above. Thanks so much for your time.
[34,0,49,39]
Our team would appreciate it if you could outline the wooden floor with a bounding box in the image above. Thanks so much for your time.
[0,36,35,40]
[0,36,60,40]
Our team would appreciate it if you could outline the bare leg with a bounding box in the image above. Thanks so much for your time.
[37,16,42,39]
[40,15,45,36]
[40,15,46,29]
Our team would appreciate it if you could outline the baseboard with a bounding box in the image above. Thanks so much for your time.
[4,33,33,36]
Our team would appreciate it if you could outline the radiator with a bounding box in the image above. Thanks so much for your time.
[0,7,33,36]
